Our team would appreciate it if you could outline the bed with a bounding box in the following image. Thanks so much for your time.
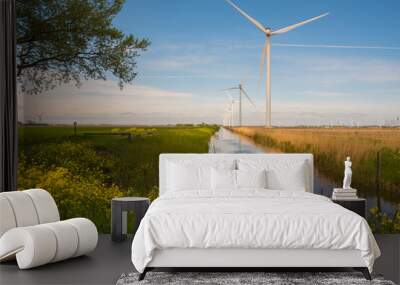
[131,154,380,280]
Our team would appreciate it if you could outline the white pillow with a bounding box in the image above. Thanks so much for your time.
[167,162,210,191]
[166,159,235,192]
[238,159,308,191]
[236,169,267,189]
[211,168,236,190]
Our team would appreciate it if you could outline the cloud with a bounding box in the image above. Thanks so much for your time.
[273,43,400,50]
[37,80,193,99]
[143,55,216,71]
[19,79,400,125]
[276,55,400,85]
[301,91,355,98]
[20,80,228,124]
[149,41,400,51]
[140,41,400,85]
[18,39,400,125]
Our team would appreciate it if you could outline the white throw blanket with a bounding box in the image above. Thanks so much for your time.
[131,190,380,273]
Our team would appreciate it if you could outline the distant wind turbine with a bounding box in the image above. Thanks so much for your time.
[221,83,256,126]
[223,101,234,127]
[226,0,329,127]
[37,113,44,123]
[222,89,236,127]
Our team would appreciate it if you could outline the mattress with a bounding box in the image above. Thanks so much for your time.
[131,190,380,273]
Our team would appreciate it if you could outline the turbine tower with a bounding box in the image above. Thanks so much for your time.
[221,84,256,126]
[226,0,329,127]
[224,101,234,127]
[221,91,236,127]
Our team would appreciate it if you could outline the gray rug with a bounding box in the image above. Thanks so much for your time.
[116,272,396,285]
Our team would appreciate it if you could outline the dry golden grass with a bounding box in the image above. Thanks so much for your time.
[234,127,400,164]
[233,126,400,232]
[232,127,400,200]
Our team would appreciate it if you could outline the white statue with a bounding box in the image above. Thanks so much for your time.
[343,156,352,189]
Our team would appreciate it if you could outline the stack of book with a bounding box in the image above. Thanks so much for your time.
[332,188,358,200]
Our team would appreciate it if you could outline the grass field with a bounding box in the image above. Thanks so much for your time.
[18,125,218,233]
[17,124,400,233]
[232,126,400,233]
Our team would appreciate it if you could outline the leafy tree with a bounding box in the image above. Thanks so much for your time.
[17,0,150,94]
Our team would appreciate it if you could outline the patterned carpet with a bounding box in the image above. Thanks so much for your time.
[117,271,396,285]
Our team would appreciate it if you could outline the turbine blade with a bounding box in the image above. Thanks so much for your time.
[258,40,268,91]
[241,88,256,108]
[220,87,239,92]
[224,89,235,100]
[226,0,267,34]
[271,12,329,35]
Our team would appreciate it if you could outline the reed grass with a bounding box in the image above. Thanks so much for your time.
[232,127,400,204]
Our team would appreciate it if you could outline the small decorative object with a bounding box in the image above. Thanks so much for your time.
[343,156,352,189]
[332,157,358,200]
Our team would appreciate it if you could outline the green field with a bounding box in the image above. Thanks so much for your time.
[18,124,400,234]
[18,125,218,233]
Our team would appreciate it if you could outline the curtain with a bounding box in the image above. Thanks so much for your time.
[0,0,17,192]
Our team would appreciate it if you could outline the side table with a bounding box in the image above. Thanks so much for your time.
[332,198,367,218]
[111,197,150,242]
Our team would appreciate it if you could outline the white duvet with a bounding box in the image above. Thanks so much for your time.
[131,190,380,273]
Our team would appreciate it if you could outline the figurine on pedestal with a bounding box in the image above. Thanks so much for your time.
[332,156,357,199]
[343,156,352,189]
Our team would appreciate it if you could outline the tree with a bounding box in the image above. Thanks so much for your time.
[17,0,150,94]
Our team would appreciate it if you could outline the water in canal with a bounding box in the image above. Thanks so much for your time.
[209,127,397,216]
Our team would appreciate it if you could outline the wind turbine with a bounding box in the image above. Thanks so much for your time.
[221,83,256,126]
[222,90,236,127]
[223,102,234,127]
[226,0,329,128]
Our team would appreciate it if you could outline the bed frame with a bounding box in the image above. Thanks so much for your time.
[139,154,371,281]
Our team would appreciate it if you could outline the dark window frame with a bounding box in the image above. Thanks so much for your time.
[0,0,17,192]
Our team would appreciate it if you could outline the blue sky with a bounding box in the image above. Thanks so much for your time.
[21,0,400,125]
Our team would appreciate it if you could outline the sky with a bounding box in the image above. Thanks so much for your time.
[21,0,400,125]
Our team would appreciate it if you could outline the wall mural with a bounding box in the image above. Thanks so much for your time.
[17,0,399,233]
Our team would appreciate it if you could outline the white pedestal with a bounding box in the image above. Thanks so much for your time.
[333,188,357,192]
[332,188,358,200]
